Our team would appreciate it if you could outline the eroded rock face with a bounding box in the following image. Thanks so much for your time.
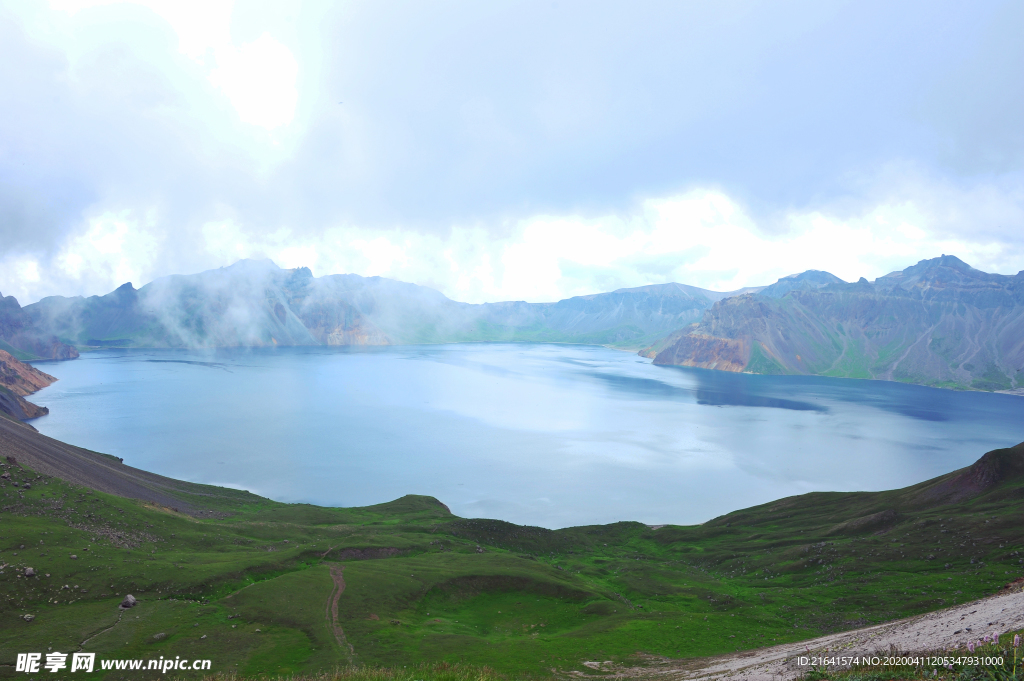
[296,297,391,346]
[653,333,749,372]
[0,389,49,421]
[0,349,56,422]
[0,350,56,396]
[121,594,137,608]
[645,256,1024,390]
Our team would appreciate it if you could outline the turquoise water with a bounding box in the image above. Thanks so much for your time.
[29,344,1024,528]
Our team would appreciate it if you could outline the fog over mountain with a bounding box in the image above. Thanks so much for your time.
[0,259,759,356]
[0,2,1021,306]
[5,255,1023,392]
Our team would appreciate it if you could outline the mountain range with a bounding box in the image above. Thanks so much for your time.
[1,254,1021,392]
[0,259,755,357]
[645,255,1024,391]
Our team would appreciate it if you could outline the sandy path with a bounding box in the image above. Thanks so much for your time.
[327,565,355,662]
[580,590,1024,680]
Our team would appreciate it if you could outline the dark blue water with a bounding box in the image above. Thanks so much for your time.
[29,344,1024,528]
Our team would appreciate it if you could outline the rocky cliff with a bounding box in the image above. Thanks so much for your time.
[0,349,55,421]
[647,256,1024,391]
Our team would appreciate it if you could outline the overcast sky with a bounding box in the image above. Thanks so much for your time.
[1,0,1022,304]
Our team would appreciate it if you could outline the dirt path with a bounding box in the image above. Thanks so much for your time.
[580,590,1024,680]
[78,608,126,650]
[326,565,354,662]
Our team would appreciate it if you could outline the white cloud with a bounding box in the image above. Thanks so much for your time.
[207,32,297,130]
[2,179,1021,306]
[50,0,298,130]
[1,2,1019,307]
[54,210,162,286]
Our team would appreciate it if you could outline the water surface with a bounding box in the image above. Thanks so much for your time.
[30,344,1024,528]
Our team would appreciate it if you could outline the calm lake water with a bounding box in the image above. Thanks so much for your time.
[29,344,1024,528]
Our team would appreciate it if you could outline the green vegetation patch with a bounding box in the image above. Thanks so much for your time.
[746,343,791,375]
[0,340,37,361]
[2,444,1024,678]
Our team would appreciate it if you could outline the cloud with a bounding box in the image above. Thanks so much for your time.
[0,0,1021,304]
[207,33,297,129]
[6,172,1018,306]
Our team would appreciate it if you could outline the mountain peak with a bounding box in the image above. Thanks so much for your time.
[876,254,992,288]
[759,270,845,299]
[915,254,974,271]
[222,258,282,273]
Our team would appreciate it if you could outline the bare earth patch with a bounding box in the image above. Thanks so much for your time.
[573,590,1024,680]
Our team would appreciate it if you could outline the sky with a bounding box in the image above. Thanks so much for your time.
[1,0,1022,305]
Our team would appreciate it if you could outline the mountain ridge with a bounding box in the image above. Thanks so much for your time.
[0,260,760,356]
[645,255,1024,391]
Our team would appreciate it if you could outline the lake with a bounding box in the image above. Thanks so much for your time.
[28,343,1024,528]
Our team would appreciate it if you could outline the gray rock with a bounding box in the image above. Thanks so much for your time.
[120,594,137,609]
[23,614,34,622]
[152,632,166,641]
[24,567,35,577]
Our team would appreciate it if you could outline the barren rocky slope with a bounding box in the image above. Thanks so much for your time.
[0,349,56,421]
[0,415,256,514]
[647,256,1024,391]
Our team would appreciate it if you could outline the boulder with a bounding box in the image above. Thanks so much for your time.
[120,594,137,609]
[23,614,34,622]
[24,567,35,577]
[152,632,166,641]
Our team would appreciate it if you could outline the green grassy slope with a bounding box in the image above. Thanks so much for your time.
[2,444,1023,678]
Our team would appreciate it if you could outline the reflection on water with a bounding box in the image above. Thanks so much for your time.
[586,371,827,412]
[28,343,1024,528]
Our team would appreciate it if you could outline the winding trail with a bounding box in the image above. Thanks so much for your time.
[78,608,126,651]
[326,565,354,662]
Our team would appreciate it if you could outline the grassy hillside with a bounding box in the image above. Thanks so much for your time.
[1,443,1023,679]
